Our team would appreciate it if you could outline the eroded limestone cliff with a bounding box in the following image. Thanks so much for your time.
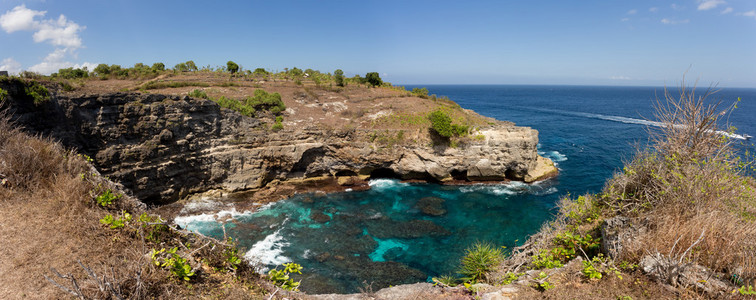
[3,83,556,205]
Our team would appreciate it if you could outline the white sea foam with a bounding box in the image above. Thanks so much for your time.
[368,178,408,189]
[459,180,556,196]
[244,229,291,273]
[524,107,751,140]
[174,207,254,231]
[544,151,567,162]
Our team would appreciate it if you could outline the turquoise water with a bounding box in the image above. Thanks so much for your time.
[179,179,560,293]
[178,85,756,294]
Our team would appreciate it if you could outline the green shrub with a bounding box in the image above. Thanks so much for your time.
[428,109,454,137]
[188,89,208,99]
[25,82,50,105]
[738,285,756,295]
[99,212,132,229]
[271,121,283,131]
[0,88,8,102]
[459,241,504,283]
[253,68,269,76]
[431,274,459,287]
[94,63,110,76]
[365,72,382,87]
[137,213,168,243]
[140,81,209,90]
[151,247,195,281]
[501,272,522,285]
[582,258,603,279]
[53,67,89,79]
[268,262,303,291]
[531,249,564,269]
[96,188,121,207]
[411,87,429,98]
[152,62,165,71]
[334,69,345,87]
[227,61,239,74]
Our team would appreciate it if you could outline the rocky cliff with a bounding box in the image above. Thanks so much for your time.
[2,81,556,205]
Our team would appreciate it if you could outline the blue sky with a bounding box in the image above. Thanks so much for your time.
[1,0,755,87]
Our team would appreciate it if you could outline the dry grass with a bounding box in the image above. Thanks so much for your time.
[499,80,756,297]
[602,81,756,281]
[0,111,272,299]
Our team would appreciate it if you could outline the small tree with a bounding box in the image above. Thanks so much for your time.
[428,109,454,137]
[94,64,110,76]
[365,72,382,87]
[227,61,239,74]
[185,60,198,71]
[152,62,165,71]
[253,68,269,76]
[334,69,344,87]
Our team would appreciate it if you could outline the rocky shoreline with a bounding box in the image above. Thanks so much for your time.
[4,87,558,207]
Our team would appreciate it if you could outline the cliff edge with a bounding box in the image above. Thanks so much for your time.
[1,75,557,205]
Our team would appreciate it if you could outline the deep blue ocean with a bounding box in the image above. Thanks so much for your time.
[177,85,756,294]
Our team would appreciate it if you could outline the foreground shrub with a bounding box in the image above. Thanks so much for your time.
[504,80,756,296]
[459,241,504,283]
[25,81,50,105]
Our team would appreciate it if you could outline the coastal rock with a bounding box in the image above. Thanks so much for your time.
[366,219,451,239]
[640,252,732,295]
[415,197,447,216]
[4,88,557,204]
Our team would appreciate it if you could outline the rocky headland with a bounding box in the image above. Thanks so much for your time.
[1,75,557,208]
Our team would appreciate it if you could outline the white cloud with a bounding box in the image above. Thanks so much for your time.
[671,4,682,10]
[721,7,733,14]
[28,48,97,74]
[661,18,690,24]
[741,10,756,19]
[627,9,637,15]
[610,76,632,80]
[33,14,84,48]
[0,58,22,74]
[1,5,85,49]
[621,17,630,22]
[697,0,726,11]
[649,7,659,12]
[0,5,91,74]
[0,5,43,32]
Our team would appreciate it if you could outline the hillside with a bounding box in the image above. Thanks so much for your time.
[0,69,556,299]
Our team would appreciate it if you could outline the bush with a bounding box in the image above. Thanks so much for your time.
[94,63,110,76]
[185,60,198,71]
[411,87,429,98]
[188,89,208,99]
[0,88,8,102]
[226,61,239,74]
[428,109,453,137]
[365,72,382,87]
[268,263,303,291]
[253,68,269,76]
[25,81,50,105]
[334,69,344,87]
[95,188,121,207]
[53,67,89,79]
[214,89,285,117]
[459,241,503,283]
[151,62,165,71]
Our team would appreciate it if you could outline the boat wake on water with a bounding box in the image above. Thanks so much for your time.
[516,106,752,141]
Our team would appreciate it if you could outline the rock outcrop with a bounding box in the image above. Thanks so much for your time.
[3,86,557,204]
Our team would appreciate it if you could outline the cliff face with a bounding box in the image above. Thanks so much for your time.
[4,87,556,205]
